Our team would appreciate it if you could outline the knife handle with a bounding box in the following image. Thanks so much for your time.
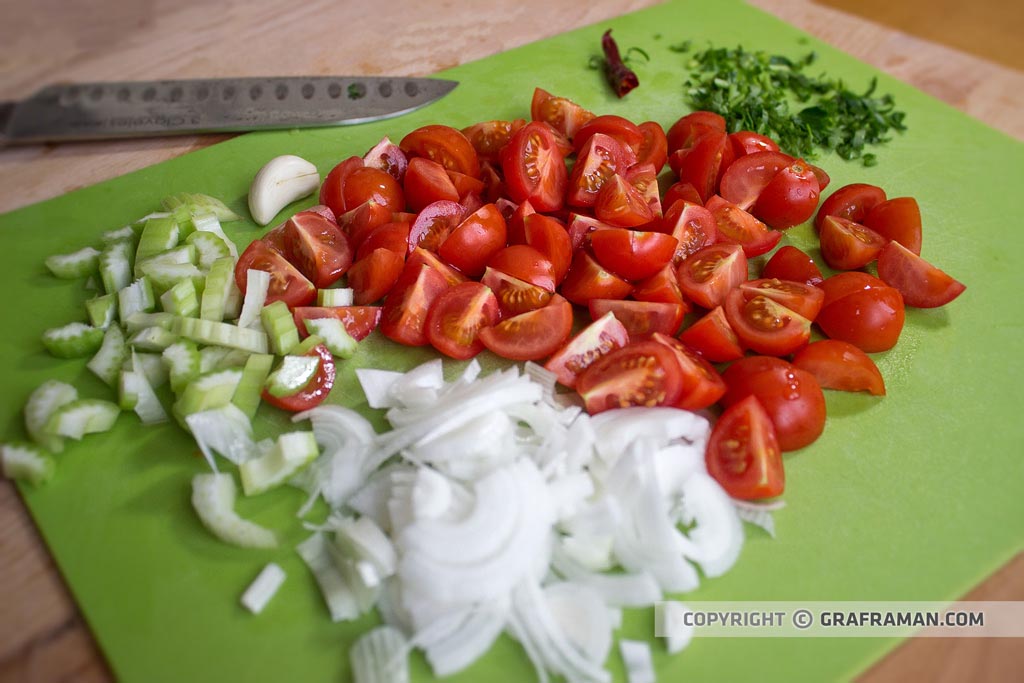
[0,101,12,146]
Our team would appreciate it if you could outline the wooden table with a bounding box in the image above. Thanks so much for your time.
[1,1,1021,681]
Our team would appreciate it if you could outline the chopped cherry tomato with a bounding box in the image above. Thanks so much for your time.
[678,305,745,362]
[724,288,811,356]
[530,88,595,140]
[718,151,794,210]
[863,197,923,255]
[261,343,336,412]
[649,333,727,410]
[281,210,354,288]
[625,163,663,218]
[355,221,410,261]
[342,166,405,211]
[676,243,748,310]
[235,239,316,307]
[399,124,480,178]
[572,115,645,158]
[706,395,784,500]
[404,157,460,213]
[347,248,405,305]
[761,245,824,287]
[751,159,820,229]
[567,213,612,251]
[306,204,337,224]
[339,199,393,249]
[406,247,469,287]
[595,174,654,228]
[446,170,486,200]
[589,228,678,281]
[478,294,574,361]
[576,340,684,414]
[728,130,780,157]
[792,340,886,396]
[819,215,887,270]
[560,250,633,305]
[657,200,717,263]
[506,199,537,245]
[501,121,568,212]
[817,273,905,352]
[544,311,630,388]
[705,195,782,257]
[814,182,886,230]
[425,281,501,360]
[408,200,464,254]
[522,214,573,284]
[739,278,824,321]
[721,356,826,452]
[669,131,728,203]
[481,267,553,316]
[820,271,890,307]
[438,203,508,277]
[666,111,726,155]
[380,263,450,346]
[488,244,557,292]
[663,181,704,208]
[631,263,686,306]
[362,137,408,182]
[461,119,526,163]
[292,306,381,341]
[319,156,364,216]
[876,241,965,308]
[588,299,686,339]
[636,121,669,171]
[568,133,634,208]
[808,164,830,191]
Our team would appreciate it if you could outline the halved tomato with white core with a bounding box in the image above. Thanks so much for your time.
[792,340,886,396]
[718,151,794,210]
[408,200,464,254]
[706,395,784,500]
[657,200,717,263]
[875,241,965,308]
[676,243,748,310]
[478,294,573,361]
[819,215,887,270]
[568,133,633,207]
[588,299,686,339]
[576,340,685,414]
[705,195,782,257]
[530,87,595,140]
[724,288,811,356]
[544,311,630,388]
[559,250,633,305]
[589,228,678,281]
[678,305,744,362]
[480,267,554,317]
[650,333,727,410]
[380,263,450,346]
[500,121,568,212]
[425,281,500,360]
[739,278,824,321]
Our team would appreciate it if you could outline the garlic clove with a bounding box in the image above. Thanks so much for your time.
[248,155,321,226]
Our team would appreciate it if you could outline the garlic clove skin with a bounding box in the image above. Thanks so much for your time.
[248,155,321,226]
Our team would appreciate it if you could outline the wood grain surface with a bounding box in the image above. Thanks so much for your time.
[1,2,1021,682]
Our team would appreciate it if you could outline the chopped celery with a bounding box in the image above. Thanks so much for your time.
[41,322,105,358]
[174,369,244,417]
[260,301,300,355]
[119,356,167,424]
[291,334,325,356]
[317,288,354,307]
[85,294,117,329]
[200,256,236,321]
[232,354,274,419]
[238,270,271,330]
[218,349,252,368]
[132,352,169,388]
[44,399,120,440]
[185,403,257,468]
[117,277,156,321]
[240,563,286,615]
[87,325,128,386]
[129,326,178,352]
[162,193,243,223]
[170,204,198,240]
[191,473,277,549]
[24,380,78,453]
[186,230,232,271]
[265,355,320,397]
[99,239,135,295]
[303,318,358,359]
[100,225,138,244]
[1,443,56,487]
[174,317,268,354]
[192,213,238,258]
[162,340,201,393]
[45,247,101,279]
[133,216,180,275]
[160,278,200,318]
[125,311,176,333]
[199,346,232,373]
[129,211,172,236]
[140,260,205,295]
[137,244,197,267]
[223,277,242,320]
[239,431,318,496]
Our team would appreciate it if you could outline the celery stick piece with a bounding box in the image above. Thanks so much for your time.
[99,239,134,295]
[200,256,236,321]
[265,356,320,397]
[241,563,286,615]
[174,317,268,354]
[238,270,271,330]
[192,213,238,258]
[85,294,117,329]
[125,311,175,333]
[160,278,200,318]
[232,354,274,419]
[302,318,357,359]
[291,334,325,356]
[162,193,243,222]
[132,352,169,388]
[260,300,300,355]
[163,340,201,394]
[44,399,120,440]
[117,277,156,321]
[129,326,178,352]
[174,369,244,417]
[46,247,101,279]
[317,288,354,307]
[42,322,105,358]
[24,380,77,453]
[134,216,180,276]
[239,431,318,496]
[186,230,232,271]
[191,473,277,549]
[1,443,56,487]
[87,325,128,386]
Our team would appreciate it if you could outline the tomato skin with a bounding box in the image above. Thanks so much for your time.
[706,395,784,500]
[739,278,824,321]
[522,214,573,284]
[406,247,469,287]
[761,245,824,287]
[362,136,408,183]
[400,124,480,178]
[342,166,405,212]
[501,121,569,212]
[875,241,966,308]
[588,299,686,339]
[721,356,826,452]
[863,197,923,255]
[261,343,336,412]
[478,294,574,361]
[544,311,630,388]
[292,306,381,341]
[572,115,645,158]
[438,203,508,277]
[819,215,887,270]
[792,340,886,396]
[347,248,406,305]
[718,151,794,211]
[676,243,748,310]
[355,221,410,261]
[235,239,316,308]
[657,200,717,263]
[815,183,887,230]
[625,163,662,219]
[480,267,553,316]
[589,228,678,281]
[339,199,393,249]
[408,200,464,255]
[576,340,685,414]
[724,288,811,357]
[319,156,365,216]
[670,131,727,203]
[666,111,726,155]
[488,244,557,292]
[404,157,460,213]
[820,271,890,307]
[816,279,905,352]
[567,213,613,251]
[425,281,501,360]
[636,121,669,171]
[750,159,820,229]
[631,263,686,306]
[506,199,537,245]
[705,195,782,257]
[678,305,745,363]
[595,174,655,228]
[530,87,595,140]
[461,119,526,164]
[649,333,727,411]
[663,181,704,208]
[281,210,354,288]
[380,263,450,346]
[728,130,780,157]
[559,250,633,305]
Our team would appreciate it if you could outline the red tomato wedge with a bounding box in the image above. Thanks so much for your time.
[728,130,780,157]
[438,203,508,277]
[404,157,460,213]
[676,243,748,310]
[589,228,678,281]
[649,333,727,411]
[347,248,405,305]
[544,311,630,388]
[718,151,794,210]
[817,273,905,352]
[478,294,573,361]
[739,278,825,321]
[408,200,464,254]
[670,131,728,203]
[876,241,966,308]
[705,195,782,257]
[501,121,569,212]
[461,119,526,164]
[487,244,557,292]
[356,222,410,261]
[292,306,382,341]
[666,111,726,155]
[588,300,686,339]
[362,136,408,182]
[595,174,655,228]
[338,199,393,249]
[724,288,811,356]
[261,343,336,412]
[380,263,450,347]
[636,121,669,171]
[506,199,537,245]
[572,115,645,158]
[568,133,633,207]
[751,159,820,229]
[663,181,704,208]
[625,163,663,219]
[792,340,886,396]
[522,214,573,284]
[567,213,613,251]
[576,340,685,414]
[319,156,364,216]
[235,239,316,308]
[281,210,354,288]
[480,267,553,316]
[819,215,887,270]
[399,124,480,178]
[425,281,501,360]
[631,263,686,306]
[406,247,468,287]
[815,182,886,230]
[864,197,923,255]
[657,200,717,263]
[761,245,824,287]
[559,250,633,305]
[342,166,405,212]
[530,88,595,140]
[678,305,744,363]
[706,395,784,500]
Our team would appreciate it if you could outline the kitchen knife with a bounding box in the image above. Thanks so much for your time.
[0,76,457,145]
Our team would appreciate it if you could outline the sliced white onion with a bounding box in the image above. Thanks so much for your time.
[551,545,662,608]
[350,625,410,683]
[237,269,271,329]
[678,472,744,578]
[589,407,709,467]
[186,403,257,469]
[423,600,509,677]
[618,639,655,683]
[295,532,359,622]
[544,582,613,665]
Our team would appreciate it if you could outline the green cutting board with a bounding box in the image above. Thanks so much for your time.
[2,1,1022,681]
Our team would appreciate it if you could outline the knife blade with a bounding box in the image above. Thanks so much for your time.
[0,76,457,145]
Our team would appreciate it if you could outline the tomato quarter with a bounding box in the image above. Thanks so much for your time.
[576,340,685,414]
[544,311,630,388]
[792,340,886,396]
[425,281,501,360]
[706,395,784,500]
[478,294,573,361]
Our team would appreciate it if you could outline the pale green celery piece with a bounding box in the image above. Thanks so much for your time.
[291,334,325,357]
[41,322,105,359]
[129,326,178,352]
[140,260,205,296]
[173,369,244,418]
[302,318,357,359]
[265,355,320,398]
[239,431,318,496]
[132,352,169,389]
[125,311,176,333]
[133,216,180,276]
[160,278,200,318]
[200,256,236,322]
[174,317,268,354]
[24,380,78,453]
[162,340,201,394]
[87,325,128,387]
[1,443,56,487]
[117,277,156,322]
[162,193,243,223]
[85,294,117,329]
[43,399,120,440]
[186,231,232,271]
[199,346,232,373]
[317,288,354,307]
[45,247,101,279]
[260,300,300,355]
[99,239,135,295]
[191,473,277,549]
[232,354,274,419]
